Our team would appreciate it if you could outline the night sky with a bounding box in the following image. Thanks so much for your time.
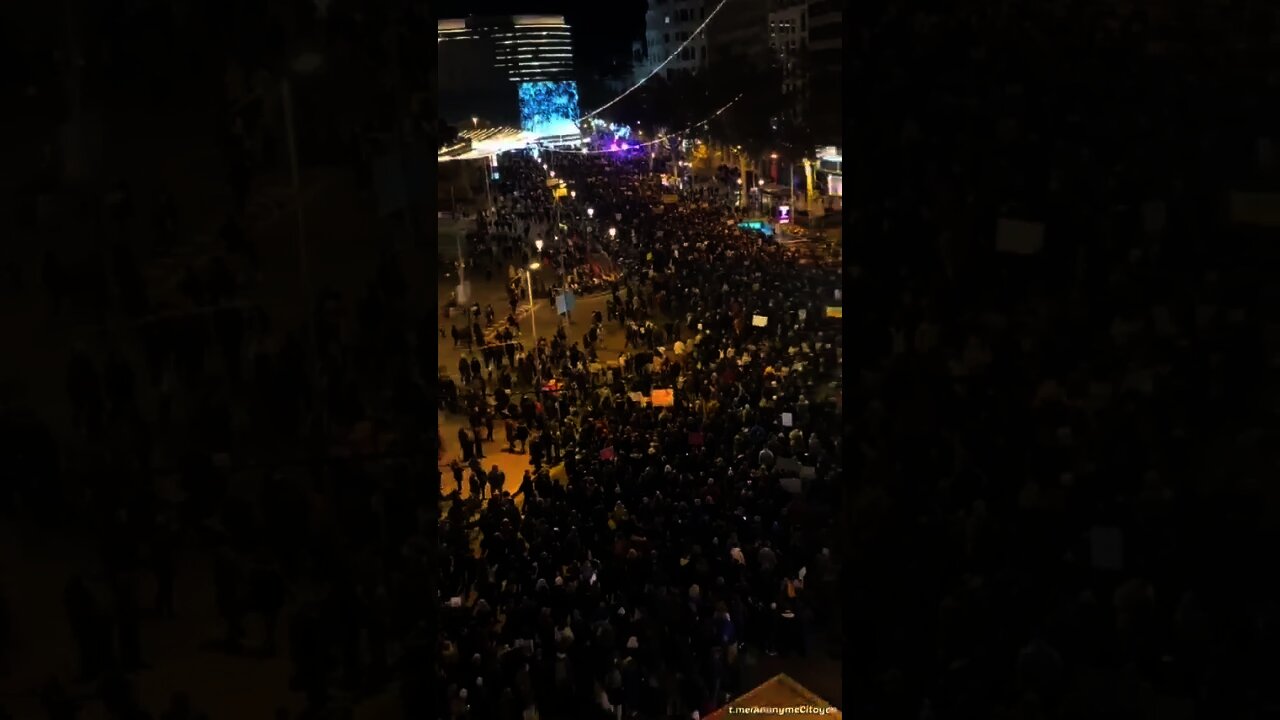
[435,0,648,71]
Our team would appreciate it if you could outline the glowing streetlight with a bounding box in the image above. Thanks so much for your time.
[587,207,595,218]
[535,238,544,252]
[570,190,576,199]
[758,179,765,186]
[526,262,540,339]
[770,152,778,159]
[472,116,478,128]
[608,227,617,239]
[550,170,556,178]
[737,178,743,185]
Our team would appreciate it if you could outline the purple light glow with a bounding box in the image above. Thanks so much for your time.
[610,143,619,151]
[621,143,630,150]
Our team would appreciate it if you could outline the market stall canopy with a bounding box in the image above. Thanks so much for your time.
[705,674,841,719]
[439,127,538,162]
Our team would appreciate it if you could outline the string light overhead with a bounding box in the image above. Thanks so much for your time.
[570,94,742,155]
[575,0,735,123]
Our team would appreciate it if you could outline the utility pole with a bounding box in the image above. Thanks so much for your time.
[526,268,537,341]
[455,231,467,304]
[483,155,493,211]
[282,78,316,387]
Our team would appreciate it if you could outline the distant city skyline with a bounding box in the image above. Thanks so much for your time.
[434,0,647,69]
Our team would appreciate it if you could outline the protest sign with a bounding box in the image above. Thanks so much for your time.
[825,307,842,318]
[996,218,1046,254]
[651,388,674,407]
[662,194,678,204]
[1229,191,1280,227]
[752,315,768,327]
[775,457,801,476]
[799,465,816,480]
[600,446,616,461]
[1142,200,1166,236]
[1090,526,1124,571]
[780,478,803,494]
[781,412,793,427]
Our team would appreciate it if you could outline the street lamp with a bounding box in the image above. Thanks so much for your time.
[570,190,576,199]
[472,116,478,128]
[550,170,556,178]
[535,238,544,252]
[282,52,324,391]
[770,153,778,159]
[587,207,595,219]
[526,262,540,341]
[608,227,617,239]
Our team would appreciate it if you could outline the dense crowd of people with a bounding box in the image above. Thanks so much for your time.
[435,151,844,719]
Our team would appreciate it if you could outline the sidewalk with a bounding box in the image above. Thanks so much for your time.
[437,290,622,384]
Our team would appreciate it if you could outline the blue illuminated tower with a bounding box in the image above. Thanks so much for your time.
[438,15,583,138]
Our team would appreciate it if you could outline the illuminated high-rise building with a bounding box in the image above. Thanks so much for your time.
[438,15,581,137]
[632,0,710,85]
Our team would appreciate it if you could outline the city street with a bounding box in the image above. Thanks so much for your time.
[435,212,630,498]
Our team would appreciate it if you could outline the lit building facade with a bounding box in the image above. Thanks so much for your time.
[633,0,710,84]
[805,0,842,143]
[438,15,576,83]
[706,0,772,73]
[768,2,808,118]
[438,15,582,138]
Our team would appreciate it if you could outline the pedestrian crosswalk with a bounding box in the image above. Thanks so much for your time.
[480,300,536,346]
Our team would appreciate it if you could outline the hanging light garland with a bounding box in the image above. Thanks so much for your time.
[568,94,742,155]
[575,0,736,123]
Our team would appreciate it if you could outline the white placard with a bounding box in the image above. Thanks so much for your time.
[752,315,768,327]
[1089,526,1124,571]
[1229,192,1280,228]
[775,457,801,475]
[996,218,1045,255]
[1142,200,1166,236]
[781,412,793,427]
